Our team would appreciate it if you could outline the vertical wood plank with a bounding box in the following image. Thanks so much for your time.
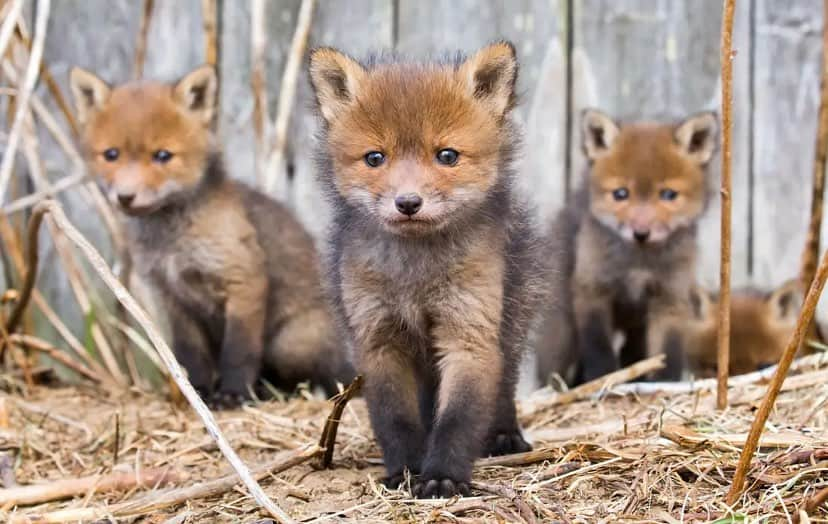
[752,0,823,289]
[570,0,752,288]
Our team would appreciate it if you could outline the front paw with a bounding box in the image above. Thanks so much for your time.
[383,469,417,491]
[485,430,532,457]
[413,476,471,498]
[208,390,249,410]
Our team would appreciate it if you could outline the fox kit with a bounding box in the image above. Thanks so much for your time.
[70,65,354,407]
[310,42,545,498]
[685,281,803,377]
[535,109,718,385]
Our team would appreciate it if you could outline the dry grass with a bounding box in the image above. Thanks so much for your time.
[0,362,825,522]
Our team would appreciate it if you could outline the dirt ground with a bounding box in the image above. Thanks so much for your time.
[1,365,828,523]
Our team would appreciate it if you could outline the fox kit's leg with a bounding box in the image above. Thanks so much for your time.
[265,308,355,396]
[213,277,267,408]
[485,349,531,456]
[574,285,616,382]
[166,300,215,398]
[359,331,427,488]
[646,312,686,381]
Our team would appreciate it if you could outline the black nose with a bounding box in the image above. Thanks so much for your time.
[118,193,135,207]
[395,193,423,216]
[633,230,650,243]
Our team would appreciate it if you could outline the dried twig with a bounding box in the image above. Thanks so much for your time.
[263,0,316,194]
[2,201,45,341]
[802,0,828,292]
[0,0,24,65]
[0,0,50,204]
[471,481,536,524]
[313,375,363,470]
[250,0,269,183]
[9,444,320,523]
[727,247,828,504]
[201,0,218,67]
[522,355,664,415]
[0,466,183,507]
[133,0,155,80]
[717,0,735,411]
[25,200,295,523]
[7,334,101,384]
[801,485,828,521]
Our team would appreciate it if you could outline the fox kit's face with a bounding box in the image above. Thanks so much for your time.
[688,281,801,377]
[310,43,518,236]
[581,110,718,245]
[69,66,217,216]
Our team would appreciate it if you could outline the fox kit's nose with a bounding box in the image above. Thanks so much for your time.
[395,193,423,216]
[633,229,650,243]
[117,193,136,208]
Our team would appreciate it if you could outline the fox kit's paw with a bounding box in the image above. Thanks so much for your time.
[208,390,249,410]
[413,476,471,498]
[383,469,416,491]
[485,430,532,457]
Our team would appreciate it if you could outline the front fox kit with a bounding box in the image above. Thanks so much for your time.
[310,42,545,498]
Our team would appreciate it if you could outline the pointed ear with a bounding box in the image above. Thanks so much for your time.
[173,65,218,125]
[674,111,718,166]
[689,285,714,321]
[69,67,111,124]
[309,47,366,123]
[458,41,518,118]
[768,279,803,323]
[581,108,620,161]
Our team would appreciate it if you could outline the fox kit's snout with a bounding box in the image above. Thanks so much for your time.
[310,44,516,236]
[69,65,217,215]
[581,109,718,245]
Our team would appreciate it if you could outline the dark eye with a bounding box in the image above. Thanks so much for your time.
[364,151,385,168]
[102,148,119,162]
[660,188,678,201]
[153,149,174,164]
[612,187,629,201]
[436,148,459,166]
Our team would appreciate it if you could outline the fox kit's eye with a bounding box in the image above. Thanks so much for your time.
[153,149,174,164]
[660,188,679,201]
[102,148,120,162]
[612,187,629,201]
[436,148,459,166]
[364,151,385,168]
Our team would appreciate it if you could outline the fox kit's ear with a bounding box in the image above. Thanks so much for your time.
[69,67,111,125]
[309,47,366,123]
[173,65,218,125]
[768,279,803,324]
[581,109,620,161]
[688,284,714,321]
[458,41,518,118]
[674,112,718,166]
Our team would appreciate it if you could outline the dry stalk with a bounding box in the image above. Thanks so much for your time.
[717,0,735,411]
[0,0,24,65]
[8,444,320,523]
[25,200,296,523]
[2,172,87,215]
[251,0,269,184]
[133,0,155,80]
[726,247,828,504]
[2,199,45,340]
[8,334,101,383]
[313,375,362,470]
[0,0,50,204]
[263,0,316,194]
[471,481,536,524]
[801,0,828,292]
[201,0,218,66]
[0,466,183,507]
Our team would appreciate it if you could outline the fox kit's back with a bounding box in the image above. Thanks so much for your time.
[311,42,546,498]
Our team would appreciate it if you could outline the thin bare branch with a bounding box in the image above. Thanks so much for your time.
[201,0,218,67]
[133,0,155,80]
[0,0,50,204]
[717,0,735,411]
[251,0,269,184]
[0,0,24,66]
[263,0,316,194]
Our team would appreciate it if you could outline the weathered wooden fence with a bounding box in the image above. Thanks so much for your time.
[2,0,827,362]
